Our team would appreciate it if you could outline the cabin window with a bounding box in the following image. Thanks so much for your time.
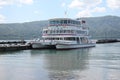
[56,30,59,33]
[56,21,58,25]
[68,20,70,23]
[56,38,59,40]
[64,37,76,41]
[53,30,55,34]
[71,30,74,33]
[43,31,45,33]
[47,30,50,34]
[77,21,79,25]
[50,21,54,25]
[63,30,66,33]
[45,38,49,40]
[73,21,76,24]
[85,32,87,35]
[78,21,80,25]
[67,30,71,33]
[61,30,64,33]
[59,38,62,40]
[57,20,60,25]
[60,20,64,25]
[55,30,57,33]
[77,30,86,34]
[64,20,67,24]
[54,21,57,25]
[56,21,58,24]
[55,20,60,25]
[80,37,88,43]
[60,30,62,33]
[52,21,55,25]
[77,30,80,34]
[44,30,48,34]
[50,30,51,34]
[71,20,73,24]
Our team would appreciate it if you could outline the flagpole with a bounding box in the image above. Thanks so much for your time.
[64,10,67,18]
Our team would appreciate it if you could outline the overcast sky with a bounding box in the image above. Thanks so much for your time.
[0,0,120,23]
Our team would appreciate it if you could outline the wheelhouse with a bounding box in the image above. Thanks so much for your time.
[49,18,81,26]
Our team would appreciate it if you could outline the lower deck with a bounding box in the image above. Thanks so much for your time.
[42,36,90,44]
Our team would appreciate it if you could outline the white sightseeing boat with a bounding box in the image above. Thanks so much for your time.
[31,18,95,49]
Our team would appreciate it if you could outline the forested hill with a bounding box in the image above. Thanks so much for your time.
[0,15,120,40]
[0,21,48,40]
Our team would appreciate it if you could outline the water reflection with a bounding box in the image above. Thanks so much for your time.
[31,49,90,80]
[0,50,24,55]
[31,49,90,71]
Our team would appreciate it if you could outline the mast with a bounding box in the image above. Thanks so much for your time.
[64,10,67,18]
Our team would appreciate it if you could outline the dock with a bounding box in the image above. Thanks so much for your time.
[96,39,120,44]
[0,39,120,51]
[0,40,32,51]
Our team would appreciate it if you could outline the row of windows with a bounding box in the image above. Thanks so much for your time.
[76,31,87,35]
[43,30,87,35]
[43,30,74,34]
[44,37,88,43]
[50,20,81,25]
[45,38,63,40]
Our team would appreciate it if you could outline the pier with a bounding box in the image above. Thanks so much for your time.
[96,39,120,44]
[0,39,120,51]
[0,40,32,51]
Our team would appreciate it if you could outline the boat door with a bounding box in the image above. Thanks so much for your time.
[77,37,80,44]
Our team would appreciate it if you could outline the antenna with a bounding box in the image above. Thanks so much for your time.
[62,2,68,18]
[64,10,67,18]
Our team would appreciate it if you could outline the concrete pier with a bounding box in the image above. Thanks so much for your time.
[96,39,120,44]
[0,40,32,51]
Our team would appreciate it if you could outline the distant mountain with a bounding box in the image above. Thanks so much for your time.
[0,21,48,40]
[0,15,120,40]
[81,16,120,39]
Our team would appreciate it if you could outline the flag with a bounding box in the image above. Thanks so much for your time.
[82,20,86,23]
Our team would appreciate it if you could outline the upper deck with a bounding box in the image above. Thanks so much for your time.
[49,18,82,27]
[42,18,88,37]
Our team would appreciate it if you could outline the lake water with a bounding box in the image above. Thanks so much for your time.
[0,43,120,80]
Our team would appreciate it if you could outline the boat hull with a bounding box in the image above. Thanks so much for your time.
[56,43,95,49]
[32,43,56,49]
[32,42,95,49]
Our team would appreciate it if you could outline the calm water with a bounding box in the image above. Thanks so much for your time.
[0,43,120,80]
